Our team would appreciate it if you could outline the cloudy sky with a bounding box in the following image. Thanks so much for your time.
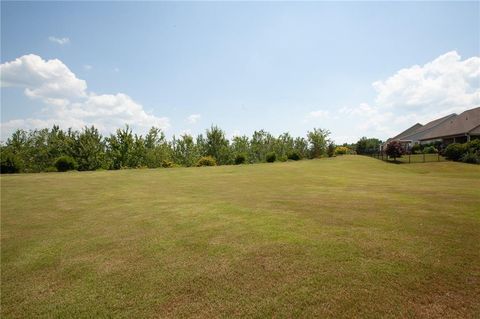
[1,2,479,143]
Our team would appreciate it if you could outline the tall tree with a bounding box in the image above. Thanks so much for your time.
[205,125,231,165]
[73,126,105,171]
[307,128,330,158]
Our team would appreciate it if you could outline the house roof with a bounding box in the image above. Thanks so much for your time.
[390,123,423,141]
[398,113,457,141]
[419,107,480,141]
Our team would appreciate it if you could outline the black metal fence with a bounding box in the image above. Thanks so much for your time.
[369,152,446,163]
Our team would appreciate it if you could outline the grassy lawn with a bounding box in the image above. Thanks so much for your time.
[370,153,446,163]
[1,156,479,318]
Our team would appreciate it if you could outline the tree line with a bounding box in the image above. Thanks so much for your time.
[0,125,335,173]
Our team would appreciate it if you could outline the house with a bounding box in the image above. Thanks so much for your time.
[419,107,480,144]
[381,113,457,152]
[381,106,480,152]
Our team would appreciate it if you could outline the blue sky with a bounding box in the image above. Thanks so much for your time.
[1,1,479,143]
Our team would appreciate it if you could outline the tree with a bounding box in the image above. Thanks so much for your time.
[327,142,335,157]
[356,137,382,155]
[72,126,105,171]
[307,128,330,158]
[275,132,294,161]
[106,126,135,169]
[293,137,309,159]
[385,141,404,161]
[205,126,230,165]
[171,134,198,167]
[0,149,23,173]
[144,127,171,168]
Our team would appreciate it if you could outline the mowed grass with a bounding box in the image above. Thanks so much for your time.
[1,156,479,318]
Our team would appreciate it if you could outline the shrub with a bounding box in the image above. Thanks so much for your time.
[411,144,422,154]
[234,154,246,165]
[461,152,480,164]
[161,160,174,168]
[266,152,276,163]
[423,146,438,154]
[287,151,301,161]
[54,156,77,172]
[327,143,336,157]
[334,146,350,155]
[385,141,404,160]
[0,151,23,174]
[196,156,217,167]
[444,143,466,161]
[44,166,58,172]
[466,139,480,153]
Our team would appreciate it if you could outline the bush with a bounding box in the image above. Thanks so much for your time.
[461,151,480,164]
[0,151,23,174]
[411,144,422,154]
[327,143,335,157]
[423,146,438,154]
[234,154,246,165]
[334,146,350,155]
[196,156,217,167]
[161,160,174,168]
[54,156,77,172]
[287,151,301,161]
[466,139,480,153]
[385,141,404,160]
[266,152,276,163]
[444,143,466,161]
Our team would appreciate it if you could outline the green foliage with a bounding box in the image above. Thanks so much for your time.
[54,156,77,172]
[334,146,352,155]
[234,153,247,165]
[422,146,438,154]
[266,152,276,163]
[356,137,382,155]
[196,156,217,167]
[327,143,336,157]
[466,139,480,153]
[307,128,331,158]
[204,126,230,165]
[411,144,422,154]
[385,141,404,160]
[161,160,175,168]
[460,152,480,164]
[0,150,23,174]
[444,143,466,161]
[73,126,105,171]
[1,124,337,172]
[287,151,301,161]
[171,134,199,167]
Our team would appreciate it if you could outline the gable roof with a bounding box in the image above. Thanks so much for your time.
[390,123,423,141]
[419,107,480,141]
[398,113,457,141]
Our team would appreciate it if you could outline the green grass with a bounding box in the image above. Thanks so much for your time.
[1,156,479,318]
[371,153,446,163]
[392,153,446,163]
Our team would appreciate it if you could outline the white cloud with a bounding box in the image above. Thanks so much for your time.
[1,54,87,102]
[335,51,480,141]
[1,54,169,138]
[372,51,480,111]
[48,36,70,45]
[83,64,93,71]
[186,114,201,124]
